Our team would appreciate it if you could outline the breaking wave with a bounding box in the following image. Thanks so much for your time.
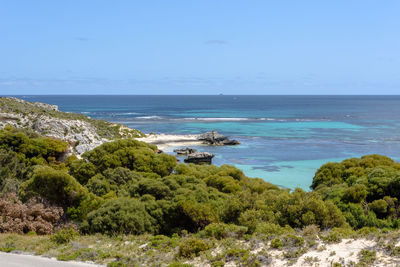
[131,116,330,122]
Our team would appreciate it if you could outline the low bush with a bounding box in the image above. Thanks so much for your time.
[200,223,247,239]
[0,193,63,234]
[270,238,283,249]
[283,235,304,247]
[301,224,320,236]
[86,174,111,197]
[50,228,79,244]
[238,209,266,234]
[0,127,67,165]
[255,222,293,237]
[83,197,157,235]
[69,160,97,185]
[178,201,218,231]
[358,249,376,265]
[178,237,211,258]
[19,165,88,208]
[0,241,16,252]
[322,227,354,243]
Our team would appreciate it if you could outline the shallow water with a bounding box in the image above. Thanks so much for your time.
[16,95,400,190]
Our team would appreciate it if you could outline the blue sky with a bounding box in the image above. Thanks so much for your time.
[1,1,400,95]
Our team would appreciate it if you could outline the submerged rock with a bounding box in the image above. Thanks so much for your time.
[197,130,240,146]
[173,147,197,155]
[184,152,215,164]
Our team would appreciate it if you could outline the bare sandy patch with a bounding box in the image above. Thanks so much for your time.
[136,133,204,151]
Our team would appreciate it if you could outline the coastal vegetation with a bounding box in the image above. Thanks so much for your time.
[0,126,347,237]
[312,155,400,229]
[1,102,400,265]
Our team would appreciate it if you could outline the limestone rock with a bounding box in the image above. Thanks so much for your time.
[184,152,215,164]
[173,147,198,155]
[197,130,240,145]
[0,97,143,157]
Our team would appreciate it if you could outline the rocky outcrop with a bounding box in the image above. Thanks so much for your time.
[0,97,144,156]
[184,152,215,164]
[30,116,106,155]
[197,130,240,145]
[173,147,197,155]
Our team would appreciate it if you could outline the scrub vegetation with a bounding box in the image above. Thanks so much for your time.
[1,120,400,265]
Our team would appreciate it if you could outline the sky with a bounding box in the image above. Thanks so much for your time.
[1,1,400,95]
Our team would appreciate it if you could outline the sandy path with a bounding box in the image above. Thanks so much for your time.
[0,252,104,267]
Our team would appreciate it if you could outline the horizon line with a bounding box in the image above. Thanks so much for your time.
[3,94,400,97]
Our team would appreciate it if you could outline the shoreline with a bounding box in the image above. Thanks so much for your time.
[136,133,205,151]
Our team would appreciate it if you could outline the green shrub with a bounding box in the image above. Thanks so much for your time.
[322,227,353,243]
[57,251,80,261]
[103,167,142,186]
[389,246,400,256]
[86,174,111,196]
[67,192,103,220]
[0,127,67,165]
[178,201,218,231]
[369,199,388,217]
[152,153,178,177]
[80,139,177,177]
[283,247,308,259]
[69,160,97,185]
[267,188,347,229]
[19,165,88,208]
[150,235,175,248]
[224,247,252,264]
[201,223,247,239]
[83,197,157,235]
[358,249,376,265]
[356,227,380,236]
[283,235,304,247]
[255,222,291,236]
[131,178,171,199]
[238,209,266,234]
[311,162,344,189]
[205,175,241,193]
[312,155,400,228]
[178,237,211,258]
[107,262,127,267]
[301,224,320,236]
[50,228,79,244]
[0,242,16,253]
[270,238,283,249]
[342,184,368,203]
[0,149,27,193]
[210,261,224,267]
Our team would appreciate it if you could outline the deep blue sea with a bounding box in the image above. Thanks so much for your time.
[15,95,400,190]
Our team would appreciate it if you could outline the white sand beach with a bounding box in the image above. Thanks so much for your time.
[136,133,205,151]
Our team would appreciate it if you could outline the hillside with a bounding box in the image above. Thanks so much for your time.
[0,97,144,155]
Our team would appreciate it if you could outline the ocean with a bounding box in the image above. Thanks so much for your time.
[15,95,400,190]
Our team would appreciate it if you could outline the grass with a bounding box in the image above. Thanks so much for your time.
[1,227,399,266]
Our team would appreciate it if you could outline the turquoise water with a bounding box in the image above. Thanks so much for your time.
[16,95,400,190]
[176,121,363,137]
[235,158,345,189]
